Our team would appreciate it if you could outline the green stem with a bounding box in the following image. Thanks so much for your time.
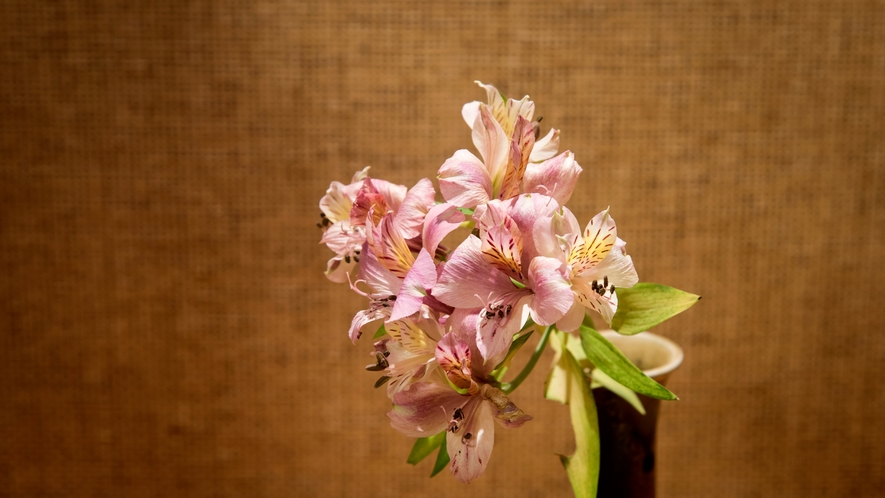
[501,325,554,394]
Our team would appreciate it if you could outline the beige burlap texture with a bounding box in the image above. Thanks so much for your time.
[2,1,883,496]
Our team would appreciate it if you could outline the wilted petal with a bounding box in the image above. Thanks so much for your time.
[394,178,436,240]
[438,149,492,209]
[529,128,560,163]
[448,397,495,484]
[388,382,464,438]
[568,208,617,278]
[390,249,437,322]
[527,256,573,326]
[422,203,466,257]
[435,236,518,309]
[522,151,583,205]
[481,384,533,429]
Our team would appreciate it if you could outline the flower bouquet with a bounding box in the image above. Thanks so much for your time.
[317,82,699,496]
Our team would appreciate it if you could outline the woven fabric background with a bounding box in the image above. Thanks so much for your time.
[2,1,884,496]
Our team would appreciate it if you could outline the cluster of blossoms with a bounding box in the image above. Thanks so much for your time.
[318,82,639,483]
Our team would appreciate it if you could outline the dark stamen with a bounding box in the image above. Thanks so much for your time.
[374,376,390,389]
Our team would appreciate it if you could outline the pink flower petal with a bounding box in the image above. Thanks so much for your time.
[434,236,517,309]
[522,151,583,205]
[390,249,437,322]
[498,115,535,200]
[394,178,436,240]
[422,203,466,258]
[556,300,586,333]
[447,397,495,483]
[569,208,617,278]
[438,149,492,209]
[471,105,510,188]
[529,128,560,163]
[527,256,573,326]
[388,382,464,438]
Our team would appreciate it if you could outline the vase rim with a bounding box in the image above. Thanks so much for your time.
[599,330,684,379]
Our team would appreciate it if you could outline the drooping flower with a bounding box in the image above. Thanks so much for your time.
[535,207,639,331]
[387,310,532,483]
[434,194,573,360]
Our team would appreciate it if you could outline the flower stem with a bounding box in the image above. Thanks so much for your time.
[501,325,554,394]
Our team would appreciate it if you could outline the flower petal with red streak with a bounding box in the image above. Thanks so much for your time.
[447,398,495,484]
[569,208,617,278]
[434,236,517,309]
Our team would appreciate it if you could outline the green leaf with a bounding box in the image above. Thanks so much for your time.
[579,326,677,401]
[544,330,569,403]
[373,324,388,339]
[430,440,450,477]
[590,368,646,415]
[407,432,446,465]
[560,349,600,498]
[611,283,701,335]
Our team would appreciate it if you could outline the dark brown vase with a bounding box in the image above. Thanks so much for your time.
[594,332,683,498]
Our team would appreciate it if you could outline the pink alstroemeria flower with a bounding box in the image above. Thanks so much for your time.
[434,194,574,360]
[369,306,444,397]
[320,173,435,283]
[387,311,532,483]
[536,207,640,331]
[438,82,582,208]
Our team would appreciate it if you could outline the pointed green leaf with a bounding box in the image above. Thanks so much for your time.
[590,368,646,415]
[611,283,701,335]
[560,349,600,498]
[430,440,450,477]
[373,324,388,339]
[407,431,445,465]
[579,326,677,401]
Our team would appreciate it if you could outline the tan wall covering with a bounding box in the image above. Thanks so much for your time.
[2,1,884,496]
